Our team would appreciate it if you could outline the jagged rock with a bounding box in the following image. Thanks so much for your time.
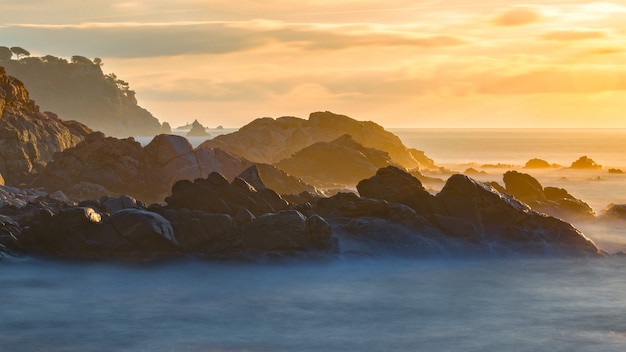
[198,111,425,169]
[0,68,91,185]
[164,172,289,216]
[275,134,395,186]
[501,171,595,221]
[186,119,210,137]
[350,168,601,257]
[570,156,602,169]
[503,170,546,204]
[38,132,318,202]
[598,204,626,221]
[36,132,145,200]
[408,148,437,170]
[356,166,442,215]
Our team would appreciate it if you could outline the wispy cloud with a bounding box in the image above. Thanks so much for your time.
[541,29,607,41]
[491,7,541,26]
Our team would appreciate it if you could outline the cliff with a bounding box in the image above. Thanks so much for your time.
[1,53,162,137]
[0,67,91,185]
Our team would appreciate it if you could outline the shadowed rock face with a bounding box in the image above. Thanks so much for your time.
[198,111,424,169]
[1,166,602,260]
[501,170,595,221]
[275,134,396,187]
[0,68,91,185]
[36,134,317,202]
[348,166,601,257]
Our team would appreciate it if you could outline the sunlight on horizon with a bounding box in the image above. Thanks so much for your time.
[2,0,626,128]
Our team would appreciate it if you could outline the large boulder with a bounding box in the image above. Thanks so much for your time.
[198,111,424,169]
[275,134,395,187]
[0,68,91,185]
[356,166,442,215]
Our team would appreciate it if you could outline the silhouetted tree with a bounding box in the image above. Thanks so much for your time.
[0,46,12,61]
[10,46,30,59]
[71,55,93,65]
[93,57,103,66]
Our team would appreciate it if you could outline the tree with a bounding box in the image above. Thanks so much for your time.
[71,55,94,65]
[10,46,30,59]
[0,46,12,61]
[93,57,103,66]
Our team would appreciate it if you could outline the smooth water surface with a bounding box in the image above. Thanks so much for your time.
[2,257,626,351]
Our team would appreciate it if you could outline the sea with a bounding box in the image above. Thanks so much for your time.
[3,129,626,352]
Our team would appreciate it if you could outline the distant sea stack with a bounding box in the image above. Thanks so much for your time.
[198,111,430,170]
[186,119,210,137]
[1,49,162,137]
[0,67,91,185]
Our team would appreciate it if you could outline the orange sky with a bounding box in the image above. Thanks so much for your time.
[2,1,626,128]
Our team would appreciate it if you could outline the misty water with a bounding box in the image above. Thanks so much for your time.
[4,129,626,351]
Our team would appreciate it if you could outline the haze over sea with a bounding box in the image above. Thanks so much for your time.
[5,128,626,351]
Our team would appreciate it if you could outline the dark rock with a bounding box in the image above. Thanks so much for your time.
[108,208,179,252]
[275,134,395,187]
[165,172,287,216]
[356,166,442,215]
[501,171,595,221]
[503,170,546,204]
[237,210,334,252]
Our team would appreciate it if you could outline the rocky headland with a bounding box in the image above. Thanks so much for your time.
[1,52,164,137]
[0,67,91,186]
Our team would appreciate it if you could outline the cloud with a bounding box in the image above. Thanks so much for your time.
[491,7,541,26]
[541,29,606,41]
[1,21,466,58]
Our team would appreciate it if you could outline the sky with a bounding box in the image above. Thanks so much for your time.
[1,0,626,128]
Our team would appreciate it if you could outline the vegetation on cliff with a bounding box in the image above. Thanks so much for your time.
[0,46,163,136]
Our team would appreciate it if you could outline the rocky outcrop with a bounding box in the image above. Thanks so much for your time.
[524,158,559,169]
[186,120,210,137]
[3,55,162,137]
[36,133,318,202]
[570,156,602,169]
[1,167,602,260]
[275,134,396,187]
[198,111,425,169]
[501,170,595,221]
[0,67,91,185]
[349,167,601,257]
